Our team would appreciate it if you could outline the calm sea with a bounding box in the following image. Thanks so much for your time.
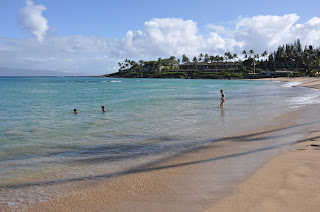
[1,77,320,207]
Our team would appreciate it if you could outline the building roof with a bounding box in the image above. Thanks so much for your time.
[180,61,243,66]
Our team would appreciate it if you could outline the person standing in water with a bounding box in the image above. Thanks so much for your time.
[220,90,225,107]
[74,109,78,114]
[101,106,106,112]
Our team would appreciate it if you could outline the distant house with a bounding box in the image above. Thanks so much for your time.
[260,70,292,77]
[140,61,157,72]
[158,65,166,72]
[274,70,292,77]
[179,62,243,72]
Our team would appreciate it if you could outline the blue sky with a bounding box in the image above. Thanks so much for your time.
[1,0,320,75]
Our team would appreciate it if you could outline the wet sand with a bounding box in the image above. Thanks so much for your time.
[257,76,320,90]
[4,77,320,212]
[205,77,320,211]
[206,125,320,212]
[23,109,318,211]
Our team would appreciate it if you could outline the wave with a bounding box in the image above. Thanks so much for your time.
[281,81,302,87]
[65,80,122,83]
[290,93,320,105]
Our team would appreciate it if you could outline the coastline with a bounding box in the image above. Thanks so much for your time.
[206,122,320,212]
[4,77,320,211]
[206,77,320,211]
[253,76,320,90]
[24,108,310,212]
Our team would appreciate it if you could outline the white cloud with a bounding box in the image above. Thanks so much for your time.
[205,14,320,55]
[0,35,123,75]
[233,14,300,52]
[207,24,229,34]
[2,12,320,75]
[286,17,320,47]
[122,18,206,57]
[19,0,49,43]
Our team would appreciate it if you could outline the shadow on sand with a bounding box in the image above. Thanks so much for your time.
[2,118,320,191]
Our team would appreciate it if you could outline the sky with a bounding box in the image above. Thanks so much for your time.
[1,0,320,75]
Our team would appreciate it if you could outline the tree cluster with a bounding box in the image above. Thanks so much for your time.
[265,39,320,75]
[114,39,320,77]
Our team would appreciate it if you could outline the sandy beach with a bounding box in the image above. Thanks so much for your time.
[258,76,320,90]
[25,107,312,212]
[206,126,320,212]
[4,77,320,212]
[206,77,320,211]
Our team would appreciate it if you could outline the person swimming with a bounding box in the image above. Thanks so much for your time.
[101,106,106,112]
[74,109,78,114]
[220,90,225,107]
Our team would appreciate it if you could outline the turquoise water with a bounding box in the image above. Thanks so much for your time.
[1,77,320,206]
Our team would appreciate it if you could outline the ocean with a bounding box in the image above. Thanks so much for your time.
[1,77,320,208]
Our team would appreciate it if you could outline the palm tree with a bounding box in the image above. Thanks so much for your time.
[198,53,203,62]
[169,56,176,61]
[249,50,255,59]
[130,60,137,68]
[192,56,198,70]
[224,52,233,62]
[242,50,248,60]
[169,56,176,66]
[182,54,189,63]
[118,62,123,71]
[192,56,198,62]
[209,55,215,63]
[218,55,224,62]
[233,53,238,62]
[261,51,268,61]
[204,54,209,63]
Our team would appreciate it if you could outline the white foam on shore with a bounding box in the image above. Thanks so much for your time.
[290,92,320,105]
[289,105,303,109]
[282,81,302,87]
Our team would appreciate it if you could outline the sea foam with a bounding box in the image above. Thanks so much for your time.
[281,81,302,87]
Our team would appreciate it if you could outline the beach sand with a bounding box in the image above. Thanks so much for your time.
[6,77,320,212]
[206,127,320,212]
[24,108,308,212]
[258,76,320,90]
[205,77,320,212]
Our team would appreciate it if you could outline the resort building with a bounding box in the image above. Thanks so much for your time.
[260,70,293,77]
[178,62,243,73]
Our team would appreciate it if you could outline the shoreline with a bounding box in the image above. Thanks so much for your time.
[253,76,320,90]
[206,77,320,211]
[22,109,316,210]
[206,111,320,211]
[4,77,320,211]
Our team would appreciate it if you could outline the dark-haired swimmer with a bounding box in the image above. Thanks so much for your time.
[220,90,225,107]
